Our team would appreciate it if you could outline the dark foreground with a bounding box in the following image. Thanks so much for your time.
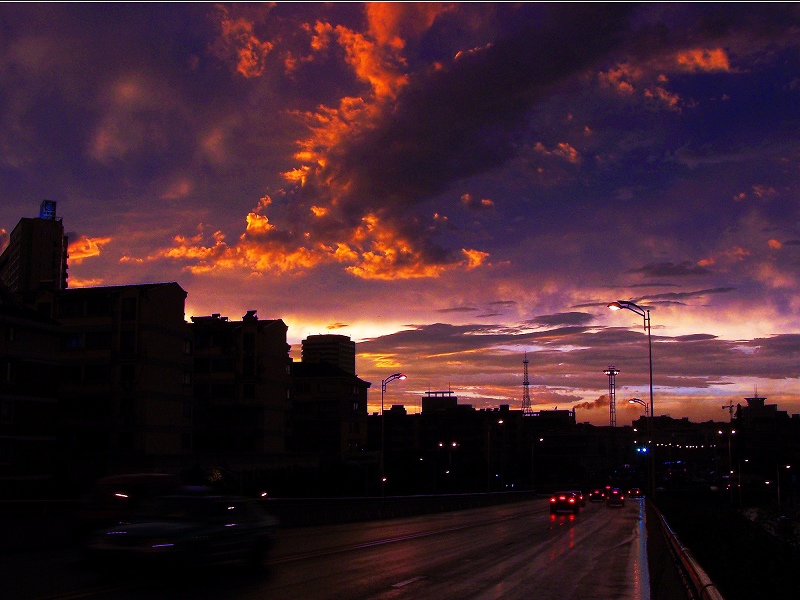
[655,489,800,600]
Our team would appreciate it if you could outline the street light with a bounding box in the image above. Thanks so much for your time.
[609,300,655,497]
[380,372,406,497]
[629,398,651,494]
[487,419,504,493]
[629,397,649,417]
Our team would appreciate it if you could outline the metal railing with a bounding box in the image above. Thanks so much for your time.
[650,502,725,600]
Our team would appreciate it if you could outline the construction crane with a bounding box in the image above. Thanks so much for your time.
[722,403,735,421]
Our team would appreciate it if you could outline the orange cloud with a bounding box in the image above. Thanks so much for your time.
[366,3,454,52]
[768,239,782,250]
[699,246,751,269]
[334,25,408,101]
[644,86,682,111]
[533,141,581,164]
[212,5,274,78]
[161,178,193,200]
[675,48,730,72]
[67,276,105,288]
[752,185,777,199]
[463,248,489,269]
[553,142,581,164]
[598,63,641,95]
[68,235,112,263]
[461,193,495,210]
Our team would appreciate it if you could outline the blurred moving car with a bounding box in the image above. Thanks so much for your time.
[568,490,586,507]
[85,489,279,570]
[606,488,626,507]
[588,488,605,502]
[76,473,182,536]
[549,491,580,514]
[627,487,644,499]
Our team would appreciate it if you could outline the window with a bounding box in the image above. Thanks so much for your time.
[84,364,110,383]
[86,294,110,316]
[121,297,137,321]
[64,332,84,350]
[85,331,111,350]
[120,330,136,355]
[121,363,136,382]
[243,332,255,353]
[0,399,13,424]
[243,356,255,377]
[4,360,17,384]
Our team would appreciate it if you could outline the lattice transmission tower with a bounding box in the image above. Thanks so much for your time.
[604,366,620,427]
[522,352,533,416]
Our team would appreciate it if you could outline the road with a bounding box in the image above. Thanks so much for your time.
[6,497,650,600]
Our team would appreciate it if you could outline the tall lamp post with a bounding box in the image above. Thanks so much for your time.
[381,372,406,497]
[629,398,651,494]
[609,300,655,497]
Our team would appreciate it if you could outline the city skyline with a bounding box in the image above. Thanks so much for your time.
[1,4,799,425]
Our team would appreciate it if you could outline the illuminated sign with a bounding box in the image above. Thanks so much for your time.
[39,200,57,220]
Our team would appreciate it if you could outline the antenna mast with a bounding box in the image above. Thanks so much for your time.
[522,352,533,416]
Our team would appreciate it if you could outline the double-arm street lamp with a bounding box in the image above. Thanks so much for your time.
[609,300,655,496]
[381,372,406,497]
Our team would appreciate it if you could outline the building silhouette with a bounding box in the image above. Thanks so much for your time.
[189,311,293,487]
[287,335,372,495]
[300,334,356,375]
[0,200,68,302]
[0,284,61,495]
[54,283,194,484]
[2,203,798,503]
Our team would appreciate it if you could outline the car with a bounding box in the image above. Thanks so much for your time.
[627,487,644,499]
[549,491,580,514]
[85,489,279,571]
[568,490,586,507]
[588,488,605,502]
[75,473,183,538]
[606,488,625,507]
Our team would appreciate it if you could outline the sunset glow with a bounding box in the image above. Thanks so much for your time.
[2,3,799,425]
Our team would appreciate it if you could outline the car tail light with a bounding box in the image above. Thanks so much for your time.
[568,497,575,503]
[550,497,556,503]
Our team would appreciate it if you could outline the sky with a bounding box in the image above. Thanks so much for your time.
[1,3,799,426]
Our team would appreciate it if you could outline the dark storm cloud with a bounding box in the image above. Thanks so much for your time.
[644,287,737,306]
[325,4,636,216]
[437,307,479,314]
[748,334,800,359]
[530,312,595,328]
[630,261,713,277]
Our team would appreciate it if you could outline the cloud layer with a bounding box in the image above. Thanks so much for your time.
[1,3,799,424]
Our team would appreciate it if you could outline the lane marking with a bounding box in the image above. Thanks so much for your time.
[267,512,527,565]
[392,576,425,588]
